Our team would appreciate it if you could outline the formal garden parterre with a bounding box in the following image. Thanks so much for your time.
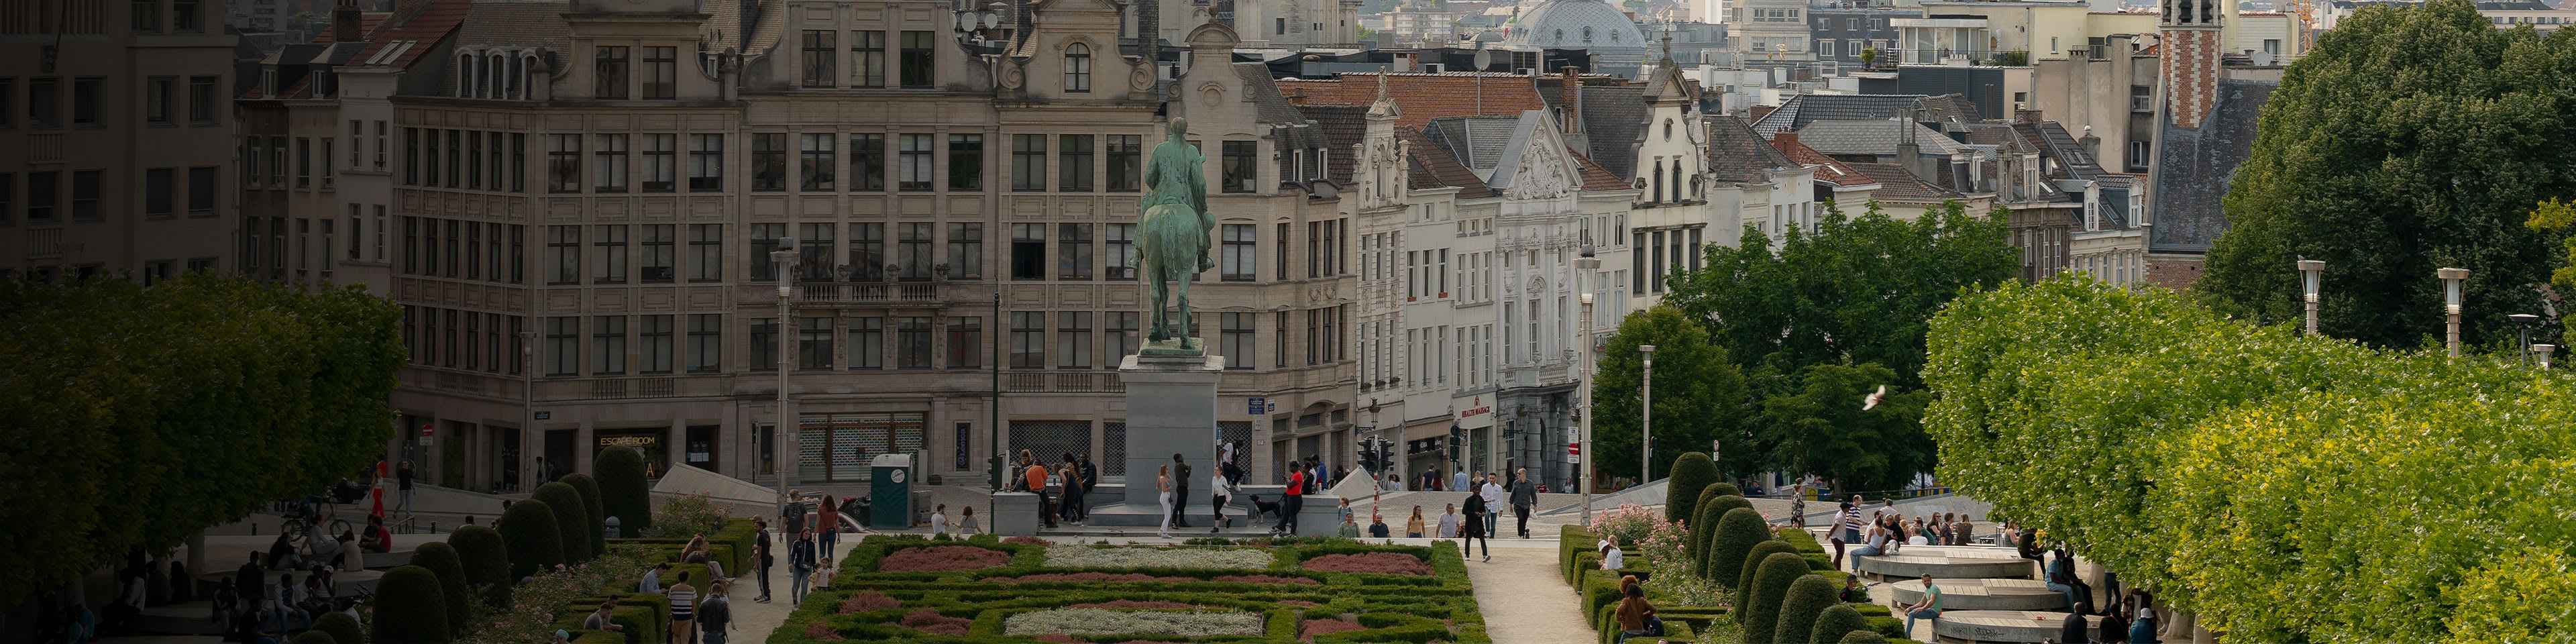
[1562,494,1923,644]
[771,534,1492,643]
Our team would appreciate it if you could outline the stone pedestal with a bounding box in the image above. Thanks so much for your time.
[1295,495,1344,537]
[1119,352,1224,500]
[991,492,1040,535]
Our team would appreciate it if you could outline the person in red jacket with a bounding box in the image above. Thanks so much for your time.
[1276,460,1305,535]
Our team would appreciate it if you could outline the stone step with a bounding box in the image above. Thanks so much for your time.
[1890,578,2069,611]
[1929,609,2098,643]
[101,635,226,644]
[1855,553,2035,582]
[191,569,383,600]
[131,602,231,637]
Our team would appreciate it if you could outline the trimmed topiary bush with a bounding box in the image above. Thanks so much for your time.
[1774,574,1840,643]
[1707,506,1771,582]
[291,631,337,644]
[1811,604,1872,644]
[1838,630,1890,643]
[446,525,511,608]
[407,541,472,632]
[497,498,563,580]
[531,482,593,564]
[560,473,607,557]
[1739,551,1809,644]
[1737,540,1802,600]
[1699,482,1744,507]
[371,566,450,644]
[1692,494,1756,571]
[594,446,652,537]
[313,610,365,644]
[1667,452,1719,523]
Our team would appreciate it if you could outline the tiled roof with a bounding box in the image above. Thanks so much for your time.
[1234,63,1313,124]
[1576,85,1648,177]
[1846,162,1953,203]
[1304,104,1368,184]
[1401,131,1499,199]
[308,12,390,45]
[1772,136,1878,188]
[2029,121,2103,180]
[1277,73,1546,129]
[1705,117,1800,184]
[345,0,469,68]
[1790,119,1968,158]
[2149,79,2276,253]
[1571,151,1633,191]
[1750,93,1980,136]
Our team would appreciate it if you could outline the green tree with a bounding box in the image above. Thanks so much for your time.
[560,473,608,559]
[1665,452,1721,522]
[1756,363,1935,492]
[0,275,402,610]
[594,446,652,537]
[2201,0,2576,348]
[1593,307,1747,482]
[2527,199,2576,294]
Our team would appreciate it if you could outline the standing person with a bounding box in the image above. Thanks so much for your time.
[698,582,733,644]
[235,551,266,611]
[1277,460,1305,535]
[1832,500,1866,569]
[1451,468,1468,493]
[1437,503,1462,539]
[1509,468,1538,539]
[787,530,818,605]
[1460,488,1491,561]
[814,494,839,553]
[1022,456,1055,529]
[751,519,773,604]
[1478,474,1505,539]
[535,457,553,485]
[1170,453,1193,529]
[930,505,951,535]
[1156,465,1175,539]
[395,460,415,515]
[1219,439,1240,486]
[1901,574,1943,638]
[665,572,698,644]
[1405,506,1427,538]
[1079,454,1100,518]
[959,506,979,535]
[1209,466,1232,533]
[1058,453,1086,526]
[1368,511,1391,538]
[781,490,808,540]
[1311,460,1329,492]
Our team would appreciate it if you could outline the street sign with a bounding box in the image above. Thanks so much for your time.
[421,424,436,447]
[533,411,551,420]
[1248,397,1267,415]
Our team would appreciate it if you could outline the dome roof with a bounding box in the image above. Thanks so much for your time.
[1501,0,1648,51]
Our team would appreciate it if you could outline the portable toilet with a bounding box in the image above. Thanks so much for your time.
[869,453,914,528]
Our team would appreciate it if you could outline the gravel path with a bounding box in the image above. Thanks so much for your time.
[1462,539,1601,644]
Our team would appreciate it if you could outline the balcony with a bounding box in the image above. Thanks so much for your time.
[794,282,948,306]
[1003,372,1122,393]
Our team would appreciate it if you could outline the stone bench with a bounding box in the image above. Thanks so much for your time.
[1854,553,2035,581]
[1890,578,2068,611]
[1930,610,2098,643]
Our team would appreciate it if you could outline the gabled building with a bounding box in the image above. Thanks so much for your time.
[2143,0,2275,288]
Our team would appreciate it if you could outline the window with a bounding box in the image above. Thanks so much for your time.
[70,171,99,221]
[642,46,676,99]
[444,219,460,277]
[172,0,199,31]
[546,317,579,376]
[1109,312,1140,360]
[1010,311,1044,368]
[947,317,982,368]
[1063,43,1092,93]
[1221,224,1256,281]
[594,133,629,192]
[800,133,835,191]
[849,223,884,281]
[749,223,784,282]
[948,223,983,280]
[549,225,580,283]
[1278,223,1289,278]
[1107,135,1142,191]
[899,31,935,87]
[1221,141,1256,193]
[642,133,676,191]
[851,31,886,88]
[323,138,335,187]
[594,46,629,99]
[686,313,722,373]
[798,223,835,281]
[462,133,478,189]
[1104,223,1136,280]
[642,223,674,282]
[1057,223,1092,280]
[751,133,786,191]
[72,78,100,127]
[897,317,932,368]
[189,166,215,217]
[1011,134,1046,191]
[750,318,778,372]
[145,169,172,218]
[547,134,581,192]
[26,172,53,222]
[1221,313,1254,369]
[849,317,883,368]
[445,130,461,186]
[146,77,173,124]
[798,317,834,370]
[1058,134,1093,191]
[1819,40,1835,57]
[592,316,627,374]
[1305,310,1320,365]
[133,0,158,30]
[29,78,57,129]
[688,133,722,191]
[1010,223,1045,280]
[640,315,674,374]
[297,138,312,187]
[947,134,983,191]
[511,131,525,191]
[177,76,213,126]
[849,133,885,191]
[381,206,394,264]
[898,133,934,191]
[2129,141,2149,169]
[802,31,837,87]
[0,173,11,226]
[1057,312,1091,368]
[688,223,722,281]
[896,222,932,280]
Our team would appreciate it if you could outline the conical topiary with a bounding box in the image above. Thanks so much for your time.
[1690,493,1755,571]
[290,631,338,644]
[312,611,366,644]
[370,566,450,644]
[1838,631,1890,643]
[1810,603,1872,644]
[1737,551,1809,644]
[1773,574,1840,644]
[594,446,653,537]
[445,525,511,608]
[1737,540,1803,600]
[1666,452,1719,523]
[496,498,563,580]
[531,482,593,564]
[407,541,473,632]
[1706,506,1771,582]
[560,473,608,555]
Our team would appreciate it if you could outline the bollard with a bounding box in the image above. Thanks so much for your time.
[604,516,623,539]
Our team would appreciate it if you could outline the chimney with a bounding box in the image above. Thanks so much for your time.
[1558,66,1580,132]
[1776,130,1799,148]
[2014,107,2042,123]
[333,0,362,44]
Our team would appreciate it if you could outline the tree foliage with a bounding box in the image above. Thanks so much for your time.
[1592,307,1746,483]
[2202,0,2576,347]
[1754,363,1935,492]
[0,275,402,609]
[1666,453,1721,523]
[2530,199,2576,294]
[594,446,652,537]
[1925,276,2576,641]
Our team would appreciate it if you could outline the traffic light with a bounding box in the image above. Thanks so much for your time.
[1356,439,1380,473]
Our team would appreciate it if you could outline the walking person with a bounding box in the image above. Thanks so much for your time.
[1437,503,1461,539]
[781,489,808,541]
[1209,466,1232,533]
[930,505,950,536]
[1509,468,1538,539]
[1079,454,1100,519]
[788,530,818,606]
[1276,460,1305,535]
[1157,465,1175,539]
[1451,468,1468,493]
[665,572,698,644]
[698,582,734,644]
[394,460,415,515]
[1478,474,1505,539]
[751,519,773,604]
[1406,506,1427,538]
[814,494,840,553]
[959,506,979,535]
[1058,453,1086,525]
[1832,500,1865,569]
[1170,453,1193,529]
[1460,488,1491,561]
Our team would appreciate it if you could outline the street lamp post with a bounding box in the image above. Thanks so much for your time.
[2439,268,2469,358]
[2510,314,2541,366]
[1574,246,1599,522]
[1639,344,1655,486]
[770,243,798,504]
[2297,259,2324,335]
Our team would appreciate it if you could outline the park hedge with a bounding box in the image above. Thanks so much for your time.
[372,565,449,644]
[408,541,473,631]
[1689,494,1753,570]
[561,473,608,557]
[1705,506,1770,582]
[1667,452,1719,523]
[1737,540,1801,600]
[1774,574,1839,644]
[594,447,652,537]
[1811,603,1871,644]
[533,482,596,564]
[447,525,511,608]
[498,498,564,580]
[1739,551,1808,644]
[313,610,365,644]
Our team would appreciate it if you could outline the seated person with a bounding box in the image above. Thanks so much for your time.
[1901,574,1943,637]
[362,516,394,553]
[1839,575,1871,604]
[1613,576,1658,643]
[1601,540,1625,570]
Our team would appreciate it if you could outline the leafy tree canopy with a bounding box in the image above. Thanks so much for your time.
[1591,306,1746,482]
[2202,0,2576,347]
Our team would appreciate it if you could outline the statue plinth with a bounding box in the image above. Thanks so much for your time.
[1138,337,1206,358]
[1117,352,1223,518]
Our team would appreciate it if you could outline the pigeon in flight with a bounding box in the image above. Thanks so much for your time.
[1862,384,1888,411]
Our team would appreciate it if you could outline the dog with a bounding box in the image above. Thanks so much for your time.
[1245,494,1282,520]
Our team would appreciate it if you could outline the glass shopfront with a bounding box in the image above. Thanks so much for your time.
[798,413,927,483]
[595,427,669,478]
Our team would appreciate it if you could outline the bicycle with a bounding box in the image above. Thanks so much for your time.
[282,498,357,556]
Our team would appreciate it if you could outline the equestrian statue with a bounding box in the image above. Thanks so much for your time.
[1132,117,1216,353]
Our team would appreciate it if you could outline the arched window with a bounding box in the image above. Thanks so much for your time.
[458,54,476,97]
[1651,160,1665,202]
[1662,119,1672,140]
[1582,26,1593,41]
[1064,42,1093,93]
[486,53,504,98]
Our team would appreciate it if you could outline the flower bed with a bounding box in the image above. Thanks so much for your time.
[983,572,1321,585]
[1069,600,1202,610]
[1300,617,1367,639]
[1042,545,1275,570]
[838,590,902,613]
[877,545,1014,572]
[1302,552,1434,576]
[1001,607,1267,637]
[890,607,972,635]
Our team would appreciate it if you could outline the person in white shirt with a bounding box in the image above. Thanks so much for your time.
[1210,470,1233,532]
[1477,475,1505,539]
[930,504,950,535]
[1436,503,1463,539]
[1600,539,1624,570]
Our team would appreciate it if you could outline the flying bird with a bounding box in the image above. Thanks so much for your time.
[1862,384,1888,411]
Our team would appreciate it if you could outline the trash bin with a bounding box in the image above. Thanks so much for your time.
[869,453,914,529]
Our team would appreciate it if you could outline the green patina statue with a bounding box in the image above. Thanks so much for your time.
[1134,118,1215,354]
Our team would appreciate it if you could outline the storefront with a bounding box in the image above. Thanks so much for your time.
[594,427,670,479]
[798,412,928,483]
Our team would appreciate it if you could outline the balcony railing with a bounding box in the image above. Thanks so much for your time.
[796,282,945,305]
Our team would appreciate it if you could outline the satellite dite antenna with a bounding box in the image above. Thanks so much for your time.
[1473,48,1494,72]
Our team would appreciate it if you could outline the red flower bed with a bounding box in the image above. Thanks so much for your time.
[1212,574,1322,586]
[1299,617,1366,639]
[1301,552,1433,576]
[877,545,1012,572]
[1068,600,1199,609]
[890,608,971,636]
[837,590,902,613]
[1032,635,1083,644]
[802,621,846,641]
[983,572,1320,585]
